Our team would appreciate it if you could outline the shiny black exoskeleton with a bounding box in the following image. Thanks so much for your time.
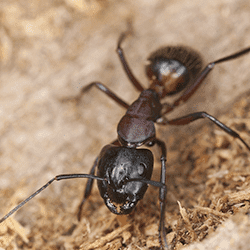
[146,46,203,97]
[97,145,153,215]
[118,89,162,147]
[1,32,250,250]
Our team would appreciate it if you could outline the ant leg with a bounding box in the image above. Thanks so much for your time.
[63,81,129,109]
[77,156,98,221]
[155,139,168,249]
[77,139,119,220]
[158,111,250,151]
[162,47,250,114]
[117,33,145,92]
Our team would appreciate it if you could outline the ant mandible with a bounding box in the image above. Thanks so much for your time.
[1,32,250,250]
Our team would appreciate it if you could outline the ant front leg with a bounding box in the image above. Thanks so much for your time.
[63,81,130,109]
[158,111,250,151]
[155,139,168,249]
[77,156,98,221]
[77,139,120,220]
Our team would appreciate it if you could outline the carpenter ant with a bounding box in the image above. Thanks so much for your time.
[1,32,250,250]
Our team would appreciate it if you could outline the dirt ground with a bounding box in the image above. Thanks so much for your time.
[0,0,250,249]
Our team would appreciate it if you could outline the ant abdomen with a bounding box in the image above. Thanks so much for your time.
[146,46,203,98]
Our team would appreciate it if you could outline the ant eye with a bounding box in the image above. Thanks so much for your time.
[138,162,146,175]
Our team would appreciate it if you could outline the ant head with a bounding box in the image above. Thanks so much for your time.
[97,145,154,214]
[146,46,203,98]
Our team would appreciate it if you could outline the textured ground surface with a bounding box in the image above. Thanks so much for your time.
[0,0,250,249]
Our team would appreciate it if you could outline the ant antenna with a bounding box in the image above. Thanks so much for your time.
[0,174,166,224]
[0,174,105,223]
